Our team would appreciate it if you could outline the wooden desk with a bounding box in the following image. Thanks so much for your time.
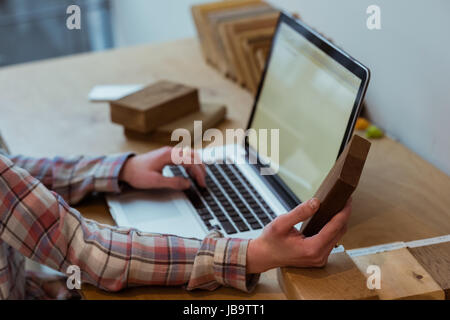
[1,38,449,300]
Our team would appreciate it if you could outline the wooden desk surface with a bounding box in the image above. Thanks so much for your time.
[1,38,449,300]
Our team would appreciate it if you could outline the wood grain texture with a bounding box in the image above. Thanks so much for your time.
[191,0,267,67]
[206,4,276,75]
[245,37,271,85]
[110,80,199,133]
[241,36,272,93]
[408,242,450,299]
[255,47,269,71]
[124,102,227,145]
[218,12,279,81]
[231,27,275,90]
[300,135,371,237]
[280,252,378,300]
[351,248,445,300]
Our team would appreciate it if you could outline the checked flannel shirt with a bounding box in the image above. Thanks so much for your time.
[0,139,259,299]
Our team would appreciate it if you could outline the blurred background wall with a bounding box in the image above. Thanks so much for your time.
[0,0,113,66]
[1,0,449,176]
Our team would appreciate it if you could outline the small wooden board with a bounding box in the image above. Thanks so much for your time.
[124,102,226,145]
[255,47,270,71]
[241,36,272,92]
[218,12,279,81]
[280,251,378,300]
[191,0,267,66]
[408,242,450,299]
[300,135,371,237]
[207,4,276,75]
[232,27,275,90]
[110,81,199,133]
[351,248,445,300]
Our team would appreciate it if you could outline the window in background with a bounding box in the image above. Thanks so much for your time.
[0,0,113,67]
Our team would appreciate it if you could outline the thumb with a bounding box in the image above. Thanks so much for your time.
[273,198,320,234]
[155,175,191,190]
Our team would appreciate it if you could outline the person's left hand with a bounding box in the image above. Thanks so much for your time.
[119,147,206,190]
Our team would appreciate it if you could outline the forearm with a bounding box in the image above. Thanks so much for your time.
[0,155,259,292]
[6,154,53,188]
[5,153,132,205]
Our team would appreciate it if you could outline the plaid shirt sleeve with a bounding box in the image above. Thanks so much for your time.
[5,153,133,205]
[0,155,260,293]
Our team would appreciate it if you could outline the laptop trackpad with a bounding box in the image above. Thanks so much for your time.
[117,189,182,223]
[107,189,205,239]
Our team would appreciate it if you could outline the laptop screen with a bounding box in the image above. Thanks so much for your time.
[248,20,362,202]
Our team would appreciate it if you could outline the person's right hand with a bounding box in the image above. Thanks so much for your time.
[246,198,351,274]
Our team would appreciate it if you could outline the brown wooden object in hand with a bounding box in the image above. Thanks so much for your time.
[300,135,371,237]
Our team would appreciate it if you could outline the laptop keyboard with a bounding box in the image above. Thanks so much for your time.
[168,163,277,235]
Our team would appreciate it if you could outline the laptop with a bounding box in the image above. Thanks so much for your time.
[107,12,370,239]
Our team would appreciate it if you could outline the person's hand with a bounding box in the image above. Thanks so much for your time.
[119,147,206,190]
[246,198,351,274]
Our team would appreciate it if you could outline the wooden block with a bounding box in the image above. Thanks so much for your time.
[206,4,276,75]
[279,252,378,300]
[299,135,371,237]
[110,81,199,134]
[232,27,275,91]
[351,248,445,300]
[219,12,279,82]
[191,0,267,66]
[124,102,226,145]
[408,242,450,299]
[241,36,272,93]
[255,47,269,71]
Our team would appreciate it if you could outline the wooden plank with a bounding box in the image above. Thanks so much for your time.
[191,0,267,67]
[279,252,378,300]
[123,102,227,145]
[408,242,450,299]
[218,12,279,82]
[300,135,371,237]
[206,4,276,75]
[255,47,269,71]
[110,80,199,133]
[231,27,275,90]
[351,248,445,299]
[242,36,272,93]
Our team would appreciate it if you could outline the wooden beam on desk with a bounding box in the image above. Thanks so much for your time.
[408,242,450,299]
[351,248,445,300]
[279,252,378,300]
